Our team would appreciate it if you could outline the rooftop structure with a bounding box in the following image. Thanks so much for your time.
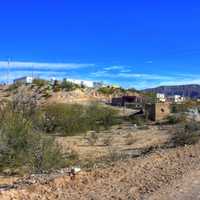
[13,76,34,85]
[156,93,166,102]
[112,95,144,107]
[66,78,104,88]
[167,95,185,103]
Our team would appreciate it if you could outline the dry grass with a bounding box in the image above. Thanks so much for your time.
[56,124,170,161]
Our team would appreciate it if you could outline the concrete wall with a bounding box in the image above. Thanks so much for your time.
[146,102,170,121]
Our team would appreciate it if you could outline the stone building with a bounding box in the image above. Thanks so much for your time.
[145,102,170,121]
[111,96,144,107]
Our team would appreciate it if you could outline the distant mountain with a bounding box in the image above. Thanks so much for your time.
[142,84,200,99]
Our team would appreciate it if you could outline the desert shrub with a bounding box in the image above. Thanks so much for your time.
[11,87,38,119]
[86,103,119,130]
[105,148,127,162]
[167,114,186,124]
[53,86,62,92]
[7,83,21,91]
[32,78,48,87]
[171,101,198,113]
[98,86,126,96]
[0,111,67,174]
[143,92,157,103]
[101,135,113,146]
[42,90,52,98]
[129,115,148,126]
[51,80,61,92]
[39,103,119,136]
[27,134,67,173]
[85,131,99,146]
[185,121,200,132]
[61,79,80,91]
[97,87,116,95]
[0,92,73,174]
[40,104,88,135]
[170,122,200,147]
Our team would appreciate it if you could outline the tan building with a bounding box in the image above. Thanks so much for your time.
[145,102,170,121]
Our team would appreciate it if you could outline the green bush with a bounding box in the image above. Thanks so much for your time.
[27,134,67,173]
[32,79,48,87]
[7,83,21,91]
[40,104,88,135]
[0,107,67,174]
[86,103,119,130]
[38,103,119,136]
[0,99,71,174]
[128,115,148,126]
[61,79,81,91]
[167,114,186,124]
[97,86,125,95]
[170,122,200,147]
[171,104,188,113]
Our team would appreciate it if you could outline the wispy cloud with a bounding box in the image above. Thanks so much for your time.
[0,60,199,90]
[91,70,171,81]
[90,69,200,89]
[116,73,171,80]
[0,61,94,70]
[104,65,124,70]
[145,60,153,64]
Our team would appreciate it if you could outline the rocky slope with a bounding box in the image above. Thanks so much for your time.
[0,84,141,105]
[1,143,200,200]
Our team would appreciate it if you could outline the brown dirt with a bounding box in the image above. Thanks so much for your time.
[146,169,200,200]
[56,124,170,160]
[1,143,200,200]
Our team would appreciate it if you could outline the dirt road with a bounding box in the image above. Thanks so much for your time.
[147,169,200,200]
[1,144,200,200]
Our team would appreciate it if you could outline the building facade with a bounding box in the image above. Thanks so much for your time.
[14,76,34,85]
[167,95,185,103]
[156,93,166,102]
[145,102,170,121]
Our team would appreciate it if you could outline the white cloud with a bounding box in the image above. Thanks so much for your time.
[158,79,200,87]
[0,61,94,70]
[91,70,172,81]
[104,65,126,70]
[120,69,132,73]
[117,73,172,80]
[145,60,153,64]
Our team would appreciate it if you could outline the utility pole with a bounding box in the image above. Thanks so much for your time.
[32,64,34,78]
[7,57,11,85]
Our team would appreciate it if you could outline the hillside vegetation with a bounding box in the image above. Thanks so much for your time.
[0,88,119,175]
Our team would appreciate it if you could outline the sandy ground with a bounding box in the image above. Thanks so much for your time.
[56,124,170,160]
[1,122,200,200]
[1,130,200,200]
[146,168,200,200]
[1,143,200,200]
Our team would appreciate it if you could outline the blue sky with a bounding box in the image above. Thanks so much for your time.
[0,0,200,89]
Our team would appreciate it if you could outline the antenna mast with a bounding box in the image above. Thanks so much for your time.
[7,57,10,85]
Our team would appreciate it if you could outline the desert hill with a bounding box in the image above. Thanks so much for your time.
[143,84,200,99]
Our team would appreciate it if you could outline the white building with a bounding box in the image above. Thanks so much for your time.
[168,95,185,103]
[66,78,104,88]
[93,81,104,88]
[13,76,34,85]
[156,93,166,102]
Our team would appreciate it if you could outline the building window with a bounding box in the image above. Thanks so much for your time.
[161,108,165,112]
